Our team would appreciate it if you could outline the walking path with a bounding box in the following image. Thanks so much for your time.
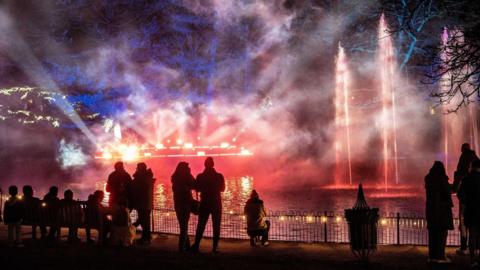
[0,225,472,269]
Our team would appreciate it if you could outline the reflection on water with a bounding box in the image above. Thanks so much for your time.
[96,176,254,213]
[95,176,433,215]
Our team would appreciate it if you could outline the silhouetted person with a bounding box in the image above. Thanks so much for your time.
[191,157,225,253]
[106,161,132,208]
[425,161,453,263]
[244,190,270,247]
[61,189,80,242]
[132,162,155,244]
[42,186,61,240]
[4,185,24,247]
[85,194,96,244]
[22,185,41,239]
[86,190,109,245]
[171,162,195,251]
[458,159,480,267]
[453,143,479,254]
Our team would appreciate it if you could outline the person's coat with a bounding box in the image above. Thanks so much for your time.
[425,173,454,230]
[244,198,268,231]
[132,169,155,210]
[195,168,225,209]
[458,170,480,227]
[171,173,195,207]
[106,169,132,207]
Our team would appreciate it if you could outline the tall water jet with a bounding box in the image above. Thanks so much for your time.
[334,44,353,186]
[377,14,399,191]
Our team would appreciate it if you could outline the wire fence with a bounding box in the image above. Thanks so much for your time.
[150,208,462,246]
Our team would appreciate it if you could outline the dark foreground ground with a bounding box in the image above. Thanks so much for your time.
[0,225,473,270]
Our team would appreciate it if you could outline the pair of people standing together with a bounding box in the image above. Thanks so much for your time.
[171,157,225,253]
[107,161,155,244]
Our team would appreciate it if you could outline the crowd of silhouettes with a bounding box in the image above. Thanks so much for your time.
[1,157,270,253]
[5,146,480,261]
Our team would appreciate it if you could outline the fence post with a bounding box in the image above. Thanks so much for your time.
[324,211,328,243]
[396,212,400,245]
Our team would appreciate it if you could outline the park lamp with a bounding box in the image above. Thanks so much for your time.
[380,218,388,226]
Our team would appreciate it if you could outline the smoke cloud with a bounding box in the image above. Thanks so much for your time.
[0,0,462,196]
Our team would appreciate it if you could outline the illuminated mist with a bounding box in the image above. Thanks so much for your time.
[0,0,477,198]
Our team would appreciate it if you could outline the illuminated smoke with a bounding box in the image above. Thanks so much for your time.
[0,9,97,144]
[57,139,88,169]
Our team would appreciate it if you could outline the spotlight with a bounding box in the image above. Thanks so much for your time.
[102,152,113,160]
[220,142,229,148]
[121,145,139,162]
[240,149,252,155]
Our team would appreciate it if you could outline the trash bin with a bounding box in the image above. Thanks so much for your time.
[344,184,379,262]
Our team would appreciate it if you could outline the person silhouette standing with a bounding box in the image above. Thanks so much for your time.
[4,185,24,247]
[425,161,454,263]
[191,157,225,253]
[453,143,479,255]
[132,162,155,244]
[22,185,41,239]
[458,159,480,267]
[171,162,195,251]
[42,186,61,240]
[106,161,132,208]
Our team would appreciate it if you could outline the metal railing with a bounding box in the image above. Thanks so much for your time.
[150,208,462,246]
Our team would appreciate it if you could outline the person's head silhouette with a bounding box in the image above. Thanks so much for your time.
[8,185,18,197]
[64,189,74,200]
[250,190,259,200]
[23,185,33,198]
[93,190,105,203]
[49,186,59,197]
[204,157,214,168]
[430,161,446,176]
[462,143,471,153]
[114,161,124,171]
[174,162,190,176]
[136,162,147,172]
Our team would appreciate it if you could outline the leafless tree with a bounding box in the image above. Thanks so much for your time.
[384,0,480,111]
